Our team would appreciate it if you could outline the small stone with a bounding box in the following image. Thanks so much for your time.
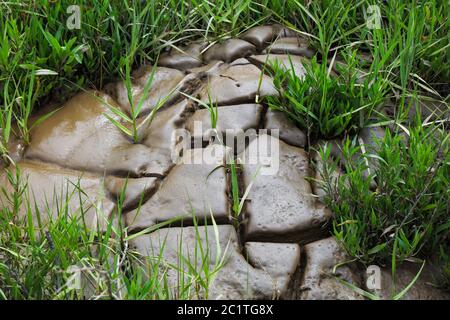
[245,242,300,298]
[203,39,256,63]
[199,59,277,106]
[299,237,364,300]
[159,42,206,70]
[186,104,263,152]
[187,60,224,75]
[141,99,195,152]
[277,26,299,38]
[125,145,230,231]
[240,25,282,51]
[107,100,195,178]
[106,144,171,178]
[239,135,332,242]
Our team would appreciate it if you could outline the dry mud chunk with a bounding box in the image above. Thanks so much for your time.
[186,104,263,152]
[0,161,115,230]
[364,262,450,300]
[105,144,172,178]
[187,104,262,135]
[125,145,230,231]
[159,42,206,70]
[249,54,308,79]
[278,26,299,38]
[239,135,332,242]
[245,242,300,298]
[105,176,159,211]
[300,237,363,300]
[130,100,196,177]
[25,91,166,177]
[130,225,286,299]
[199,58,277,105]
[106,65,201,116]
[241,24,298,45]
[240,25,282,51]
[141,99,195,151]
[263,37,314,58]
[264,109,306,148]
[187,60,224,75]
[203,39,256,63]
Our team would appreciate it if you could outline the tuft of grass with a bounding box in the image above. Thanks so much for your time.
[170,211,229,299]
[318,123,449,285]
[124,206,230,300]
[182,90,219,131]
[267,53,389,140]
[0,164,142,299]
[0,165,228,300]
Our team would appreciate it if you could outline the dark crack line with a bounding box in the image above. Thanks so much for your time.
[219,74,238,82]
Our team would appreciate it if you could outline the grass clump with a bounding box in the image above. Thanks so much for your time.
[267,54,388,140]
[318,124,449,284]
[0,169,125,299]
[0,166,228,300]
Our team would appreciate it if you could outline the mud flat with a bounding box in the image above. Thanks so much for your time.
[1,24,448,300]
